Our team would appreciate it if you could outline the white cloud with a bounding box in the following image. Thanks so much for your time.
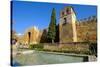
[16,33,23,36]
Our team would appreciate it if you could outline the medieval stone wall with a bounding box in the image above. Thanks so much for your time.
[15,6,97,45]
[76,18,97,42]
[59,6,97,43]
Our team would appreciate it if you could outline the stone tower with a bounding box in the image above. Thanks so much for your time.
[19,26,40,45]
[59,6,77,43]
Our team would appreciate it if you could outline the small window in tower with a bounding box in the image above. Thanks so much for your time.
[66,8,71,14]
[63,18,67,25]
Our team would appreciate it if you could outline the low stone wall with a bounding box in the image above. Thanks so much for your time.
[43,42,90,54]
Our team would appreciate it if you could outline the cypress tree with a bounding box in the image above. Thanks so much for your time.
[47,8,56,43]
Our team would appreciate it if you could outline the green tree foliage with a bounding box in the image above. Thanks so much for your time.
[47,8,56,43]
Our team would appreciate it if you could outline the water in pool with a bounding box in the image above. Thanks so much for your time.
[12,51,85,66]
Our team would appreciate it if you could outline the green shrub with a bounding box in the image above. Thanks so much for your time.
[29,44,34,49]
[89,42,97,55]
[29,43,43,50]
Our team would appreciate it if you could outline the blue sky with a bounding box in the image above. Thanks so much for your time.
[12,1,97,34]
